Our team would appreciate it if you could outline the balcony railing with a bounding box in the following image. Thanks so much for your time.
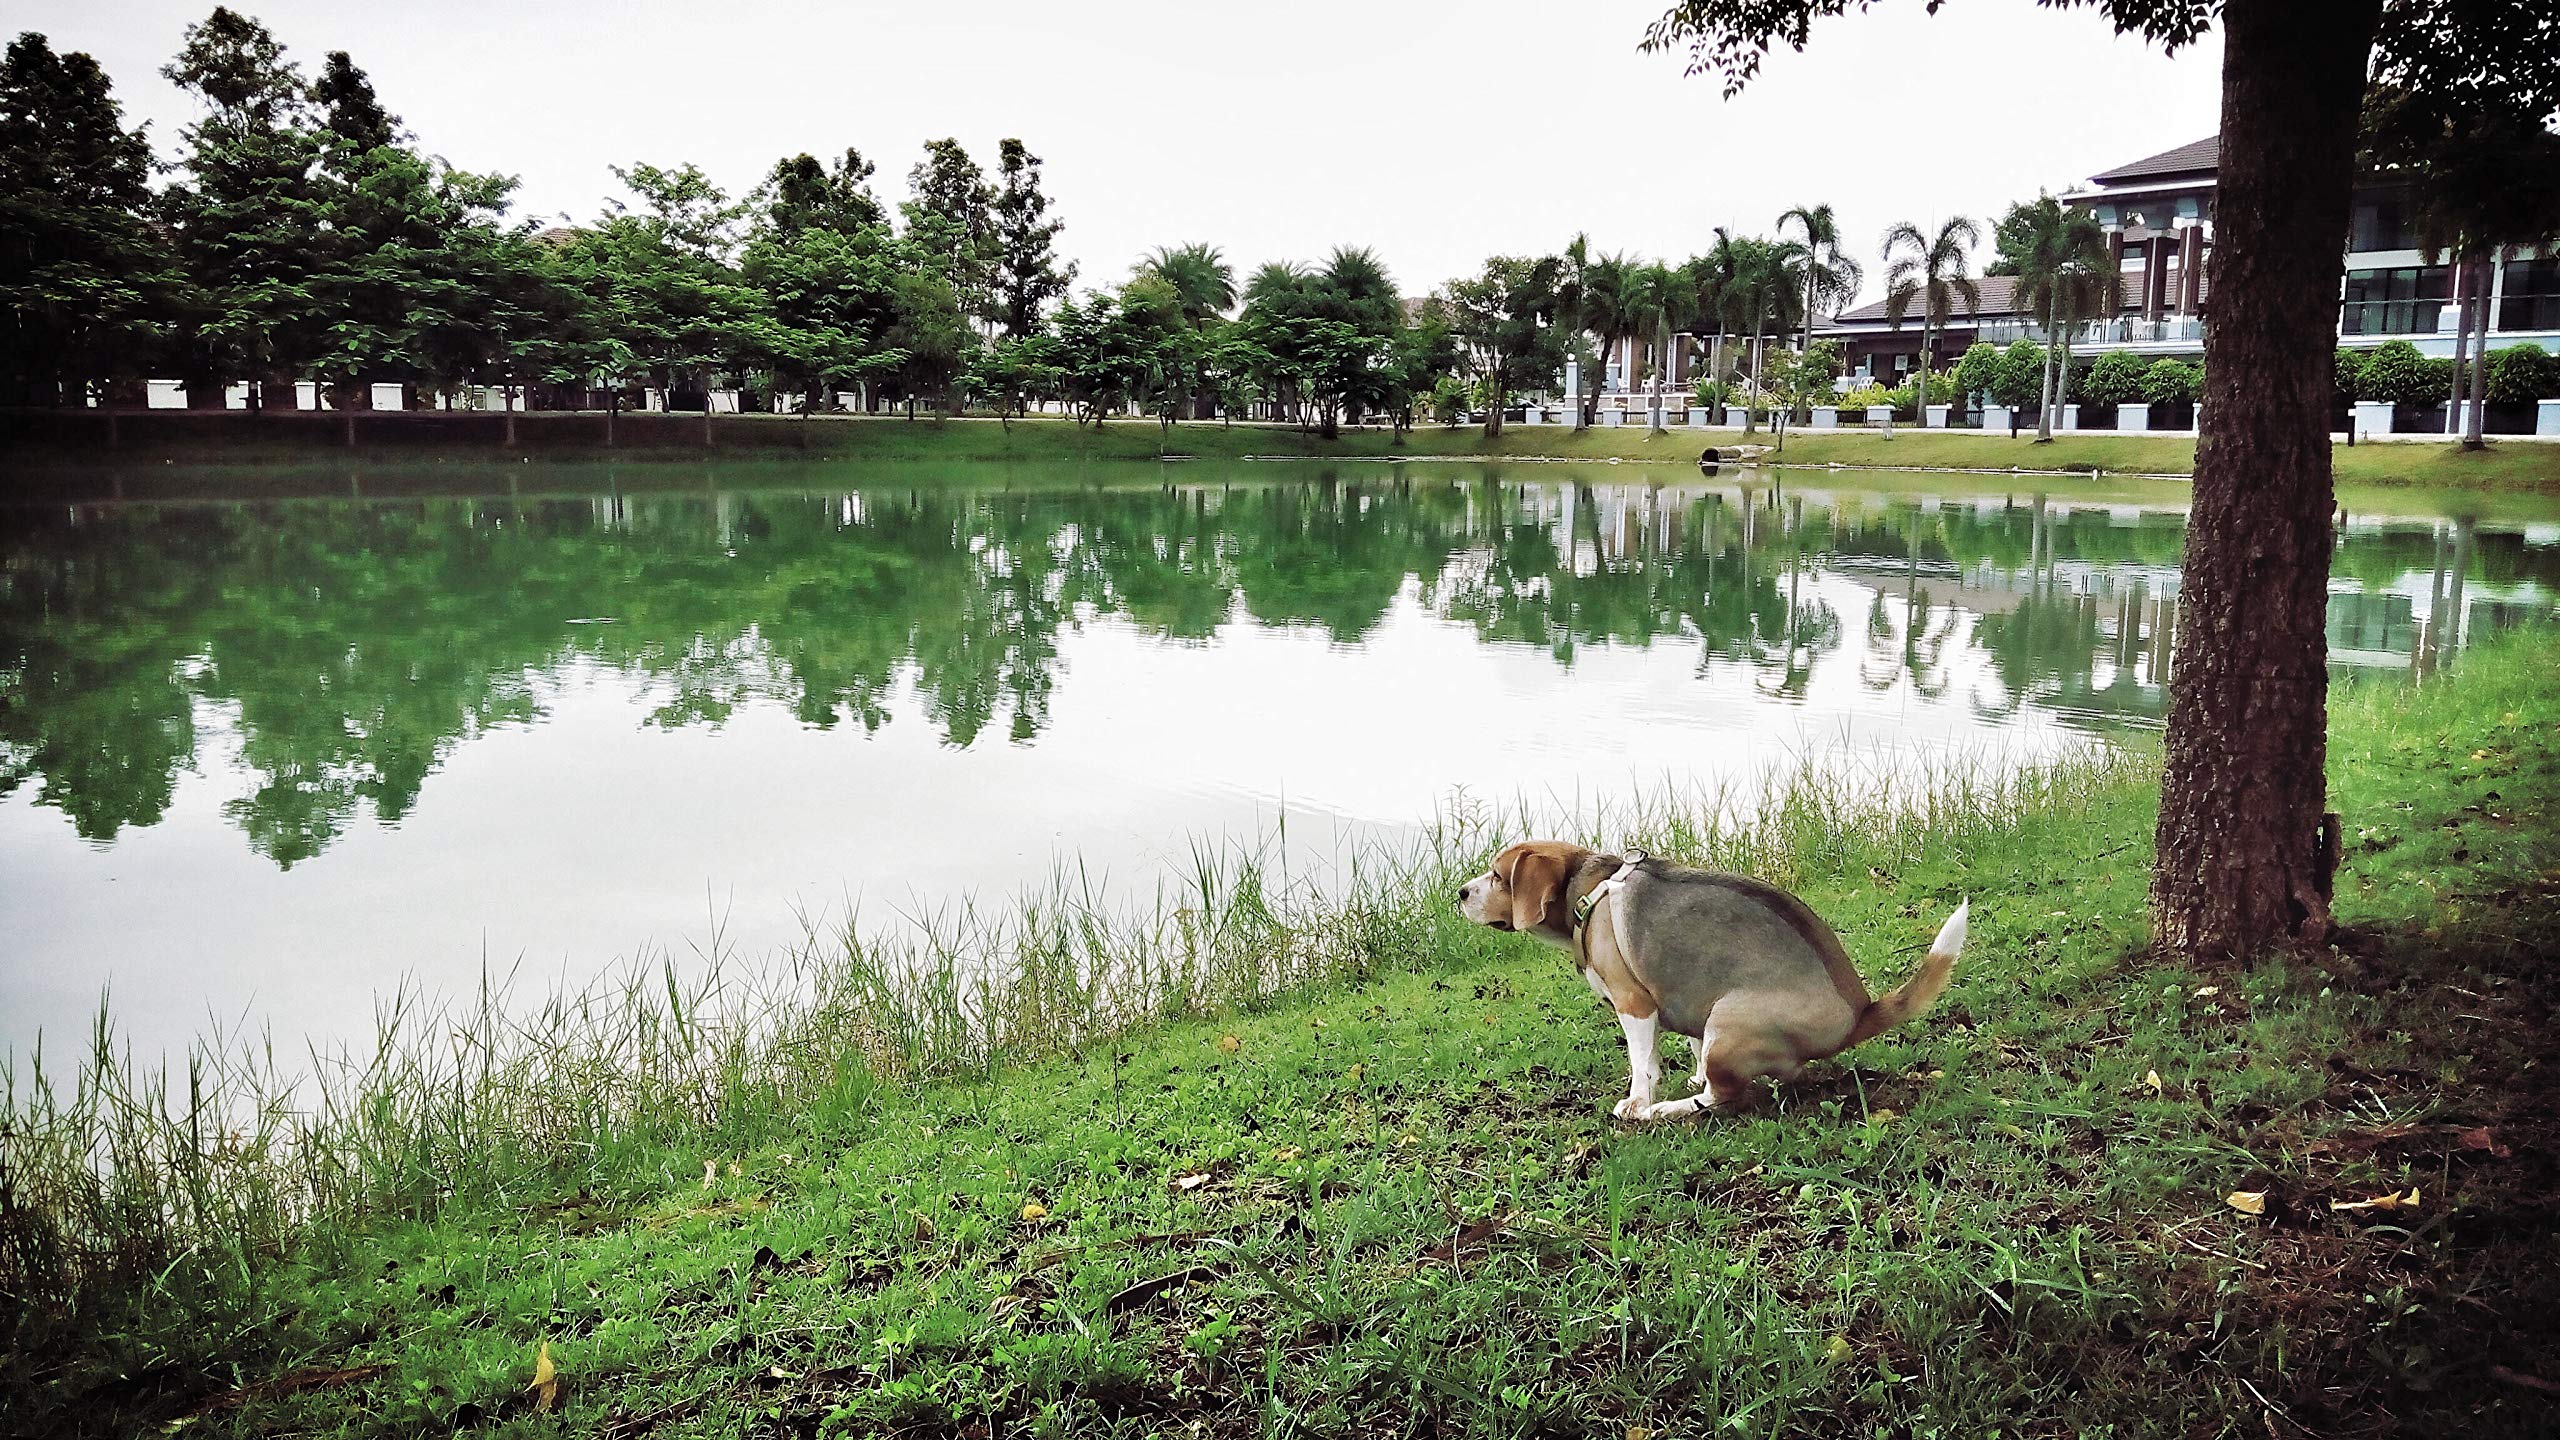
[1975,316,2204,347]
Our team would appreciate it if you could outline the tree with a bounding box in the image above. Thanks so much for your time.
[1953,340,2000,408]
[763,148,885,236]
[1444,255,1565,439]
[0,32,165,406]
[1880,214,1980,436]
[2484,343,2557,406]
[2386,109,2560,447]
[1989,340,2045,413]
[1778,201,1861,352]
[990,139,1072,340]
[1577,250,1637,423]
[160,6,328,410]
[2139,358,2202,408]
[596,161,764,418]
[1136,243,1235,418]
[1997,194,2114,441]
[742,154,903,413]
[903,138,996,329]
[1647,0,2560,964]
[2081,350,2150,408]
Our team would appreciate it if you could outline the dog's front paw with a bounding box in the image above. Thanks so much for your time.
[1611,1094,1651,1121]
[1640,1097,1704,1123]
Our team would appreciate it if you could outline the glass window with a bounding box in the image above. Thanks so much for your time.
[2340,266,2450,335]
[2350,197,2418,253]
[2499,257,2560,333]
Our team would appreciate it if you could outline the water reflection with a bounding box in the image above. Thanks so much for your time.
[2,472,2551,870]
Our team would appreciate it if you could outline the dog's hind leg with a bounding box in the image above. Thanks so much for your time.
[1611,1009,1662,1120]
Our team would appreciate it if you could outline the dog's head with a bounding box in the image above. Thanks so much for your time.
[1456,840,1594,939]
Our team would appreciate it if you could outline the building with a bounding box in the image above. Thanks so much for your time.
[1818,134,2559,384]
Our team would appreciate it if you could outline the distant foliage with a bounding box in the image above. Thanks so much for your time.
[1990,341,2046,410]
[2354,340,2447,404]
[1953,341,2001,401]
[2485,344,2558,404]
[2139,358,2202,408]
[2082,351,2151,407]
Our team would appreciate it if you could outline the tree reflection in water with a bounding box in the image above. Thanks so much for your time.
[2,472,2547,866]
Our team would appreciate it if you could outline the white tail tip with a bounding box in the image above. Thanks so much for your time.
[1931,898,1970,959]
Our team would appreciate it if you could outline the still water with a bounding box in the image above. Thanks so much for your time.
[3,462,2551,1068]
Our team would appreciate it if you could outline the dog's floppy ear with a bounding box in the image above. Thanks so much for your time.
[1500,844,1569,936]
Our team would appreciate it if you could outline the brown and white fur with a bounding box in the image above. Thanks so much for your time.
[1456,841,1967,1121]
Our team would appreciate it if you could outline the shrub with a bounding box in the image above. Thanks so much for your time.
[2333,347,2363,407]
[1953,341,2001,401]
[1990,341,2046,409]
[2354,340,2446,404]
[2139,359,2201,407]
[2485,343,2558,404]
[1836,383,1892,411]
[2082,352,2151,407]
[1693,377,1727,411]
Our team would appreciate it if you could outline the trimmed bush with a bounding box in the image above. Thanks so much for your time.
[1953,341,2000,401]
[1990,341,2046,410]
[2354,340,2448,404]
[2334,347,2363,407]
[2485,343,2558,405]
[2140,359,2202,407]
[2082,352,2150,407]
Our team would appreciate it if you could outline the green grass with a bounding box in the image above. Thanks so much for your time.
[5,639,2555,1437]
[12,408,2560,493]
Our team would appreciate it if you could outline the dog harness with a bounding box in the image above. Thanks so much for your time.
[1569,850,1646,933]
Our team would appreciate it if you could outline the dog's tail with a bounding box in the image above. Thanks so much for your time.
[1842,899,1967,1048]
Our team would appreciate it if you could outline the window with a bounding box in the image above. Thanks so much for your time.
[2500,257,2560,333]
[2350,197,2419,253]
[2118,253,2147,312]
[2340,266,2450,335]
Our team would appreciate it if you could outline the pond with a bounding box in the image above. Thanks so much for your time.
[3,461,2552,1071]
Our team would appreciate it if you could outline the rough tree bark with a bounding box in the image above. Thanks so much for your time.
[2151,0,2382,964]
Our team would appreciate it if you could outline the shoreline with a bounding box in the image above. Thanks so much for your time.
[7,408,2560,493]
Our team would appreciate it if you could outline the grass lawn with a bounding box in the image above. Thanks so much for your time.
[12,409,2560,494]
[6,639,2555,1438]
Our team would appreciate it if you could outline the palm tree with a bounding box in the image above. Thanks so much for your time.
[2000,196,2114,441]
[1630,261,1688,431]
[1712,233,1806,436]
[1881,215,1983,429]
[1139,244,1237,419]
[1557,233,1598,428]
[1138,244,1236,325]
[1579,252,1637,425]
[1778,203,1863,352]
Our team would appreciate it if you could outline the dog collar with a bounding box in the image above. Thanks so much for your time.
[1570,850,1646,931]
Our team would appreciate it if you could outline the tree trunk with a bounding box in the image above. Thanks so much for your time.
[2038,300,2058,443]
[1484,379,1504,439]
[2151,0,2381,965]
[2444,250,2472,436]
[2464,249,2496,448]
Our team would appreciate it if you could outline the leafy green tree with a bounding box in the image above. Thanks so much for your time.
[991,139,1071,340]
[160,6,327,410]
[2354,339,2437,404]
[742,150,903,413]
[594,161,764,414]
[886,268,972,416]
[1136,243,1235,418]
[1880,214,1981,435]
[902,138,996,328]
[1444,254,1565,439]
[0,32,165,406]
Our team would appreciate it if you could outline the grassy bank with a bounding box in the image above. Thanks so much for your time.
[8,408,2559,493]
[5,639,2556,1437]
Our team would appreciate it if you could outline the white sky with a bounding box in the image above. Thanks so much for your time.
[27,1,2223,307]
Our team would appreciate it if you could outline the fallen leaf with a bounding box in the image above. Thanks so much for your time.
[1823,1334,1853,1364]
[1347,1063,1365,1082]
[700,1159,718,1189]
[1628,1428,1656,1440]
[910,1213,936,1243]
[2144,1070,2164,1096]
[2454,1126,2512,1158]
[528,1342,559,1414]
[1272,1146,1302,1162]
[2225,1190,2267,1217]
[2331,1187,2420,1214]
[1867,1108,1897,1124]
[1217,1034,1240,1054]
[1397,1132,1420,1148]
[2192,985,2220,998]
[1171,1171,1212,1193]
[1020,1201,1049,1222]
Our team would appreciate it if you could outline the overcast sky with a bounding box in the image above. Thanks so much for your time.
[27,1,2223,307]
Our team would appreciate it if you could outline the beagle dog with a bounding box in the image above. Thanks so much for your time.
[1457,841,1968,1121]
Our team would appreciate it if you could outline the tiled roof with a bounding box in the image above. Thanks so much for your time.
[2087,135,2220,185]
[1826,274,2024,326]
